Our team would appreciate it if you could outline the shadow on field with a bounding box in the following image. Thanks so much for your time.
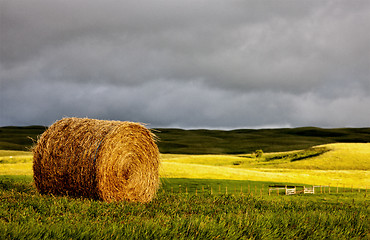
[0,176,35,193]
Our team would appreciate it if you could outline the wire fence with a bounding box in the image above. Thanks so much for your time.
[160,184,368,197]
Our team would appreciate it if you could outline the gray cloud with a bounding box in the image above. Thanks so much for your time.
[1,0,370,128]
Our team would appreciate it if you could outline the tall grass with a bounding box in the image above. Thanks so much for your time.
[0,176,368,239]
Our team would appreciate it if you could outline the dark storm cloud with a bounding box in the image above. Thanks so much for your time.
[1,0,370,128]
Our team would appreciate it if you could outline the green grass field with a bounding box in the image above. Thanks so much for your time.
[1,142,369,239]
[1,175,368,239]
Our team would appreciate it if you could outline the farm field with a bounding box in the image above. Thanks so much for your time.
[0,143,369,239]
[2,143,368,188]
[160,143,370,189]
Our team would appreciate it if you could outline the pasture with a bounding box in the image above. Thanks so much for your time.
[1,177,368,239]
[1,143,369,188]
[160,143,370,189]
[1,143,369,239]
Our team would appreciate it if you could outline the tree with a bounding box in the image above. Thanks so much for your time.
[254,149,263,158]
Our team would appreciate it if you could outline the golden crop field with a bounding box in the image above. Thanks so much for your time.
[0,150,33,175]
[1,143,369,188]
[160,143,370,188]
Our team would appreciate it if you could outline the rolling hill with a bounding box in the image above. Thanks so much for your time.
[1,125,370,154]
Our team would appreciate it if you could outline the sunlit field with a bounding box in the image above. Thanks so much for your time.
[1,143,369,188]
[1,143,369,239]
[0,151,33,175]
[160,143,370,188]
[161,143,370,170]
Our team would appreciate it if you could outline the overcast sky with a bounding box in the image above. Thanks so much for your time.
[1,0,370,129]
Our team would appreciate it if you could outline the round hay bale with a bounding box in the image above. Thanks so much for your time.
[32,117,160,203]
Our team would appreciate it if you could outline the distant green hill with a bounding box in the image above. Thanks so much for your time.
[1,125,370,154]
[155,127,370,154]
[0,126,46,151]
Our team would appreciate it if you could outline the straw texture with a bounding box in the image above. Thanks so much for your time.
[33,117,160,203]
